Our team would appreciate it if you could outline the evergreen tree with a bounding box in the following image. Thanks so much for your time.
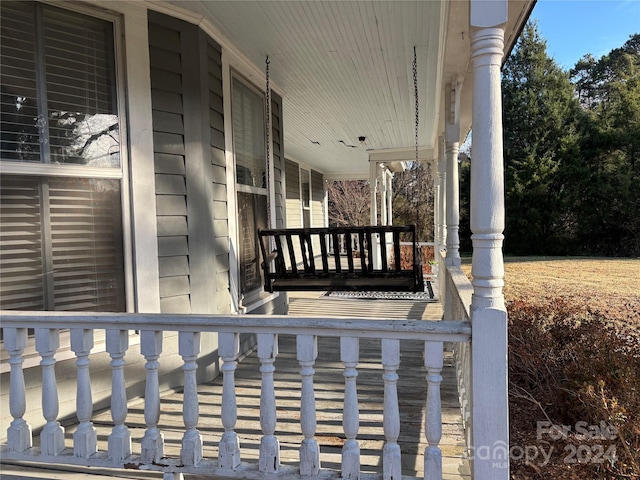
[501,21,581,255]
[569,34,640,255]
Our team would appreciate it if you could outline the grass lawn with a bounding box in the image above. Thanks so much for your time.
[461,256,640,325]
[460,256,640,478]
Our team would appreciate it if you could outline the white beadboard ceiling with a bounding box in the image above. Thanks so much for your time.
[164,1,533,178]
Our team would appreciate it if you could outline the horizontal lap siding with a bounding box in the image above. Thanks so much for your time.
[271,92,285,228]
[208,39,230,313]
[311,170,324,227]
[149,12,229,315]
[285,159,301,228]
[283,159,305,263]
[149,18,190,314]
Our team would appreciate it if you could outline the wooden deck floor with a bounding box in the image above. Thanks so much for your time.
[57,292,469,479]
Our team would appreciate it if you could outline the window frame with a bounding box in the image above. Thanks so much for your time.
[229,72,269,304]
[0,0,134,312]
[300,167,311,228]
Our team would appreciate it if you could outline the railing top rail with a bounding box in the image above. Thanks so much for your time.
[398,241,435,247]
[0,311,471,342]
[259,224,416,236]
[440,251,473,321]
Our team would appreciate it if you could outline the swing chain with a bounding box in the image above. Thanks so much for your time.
[265,55,271,169]
[265,55,272,227]
[413,46,419,164]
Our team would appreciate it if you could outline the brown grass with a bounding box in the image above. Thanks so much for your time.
[461,257,640,479]
[461,256,640,325]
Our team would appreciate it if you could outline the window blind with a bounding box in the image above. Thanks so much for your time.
[233,78,265,188]
[0,178,45,310]
[232,78,267,295]
[0,176,125,311]
[0,1,40,162]
[0,1,119,167]
[0,1,125,312]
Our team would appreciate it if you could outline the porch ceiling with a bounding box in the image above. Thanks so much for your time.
[161,0,533,178]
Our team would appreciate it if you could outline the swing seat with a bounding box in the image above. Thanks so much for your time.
[258,225,428,295]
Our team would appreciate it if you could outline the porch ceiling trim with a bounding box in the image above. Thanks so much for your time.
[157,0,448,177]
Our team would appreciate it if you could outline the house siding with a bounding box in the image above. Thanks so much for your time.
[149,16,192,314]
[149,12,230,315]
[285,159,301,228]
[271,92,286,229]
[148,12,225,391]
[311,169,324,227]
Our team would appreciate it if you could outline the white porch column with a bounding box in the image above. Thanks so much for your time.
[445,141,460,266]
[369,162,378,226]
[369,162,381,268]
[469,1,509,479]
[386,171,393,226]
[380,166,388,226]
[433,174,439,249]
[445,80,462,268]
[436,137,447,253]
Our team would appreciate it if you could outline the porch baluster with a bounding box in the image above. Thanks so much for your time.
[382,339,401,480]
[218,332,241,469]
[4,327,32,452]
[107,329,131,462]
[70,329,97,458]
[341,336,360,479]
[141,330,164,463]
[35,328,65,455]
[258,333,280,472]
[179,331,202,466]
[297,334,319,475]
[423,341,444,480]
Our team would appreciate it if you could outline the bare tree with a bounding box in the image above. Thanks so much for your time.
[392,161,434,242]
[327,180,371,226]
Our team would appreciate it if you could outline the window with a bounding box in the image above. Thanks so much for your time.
[232,77,267,296]
[301,168,311,228]
[0,1,126,311]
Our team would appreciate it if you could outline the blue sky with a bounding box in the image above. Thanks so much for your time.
[530,0,640,70]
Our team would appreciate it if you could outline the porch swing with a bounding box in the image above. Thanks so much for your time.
[258,52,428,295]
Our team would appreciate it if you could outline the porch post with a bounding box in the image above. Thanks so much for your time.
[380,166,389,225]
[436,138,447,252]
[386,170,393,226]
[445,79,462,268]
[370,162,381,268]
[369,162,378,226]
[469,1,509,479]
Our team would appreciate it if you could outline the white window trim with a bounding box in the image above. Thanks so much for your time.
[300,167,311,227]
[230,72,267,306]
[0,1,149,368]
[225,67,281,310]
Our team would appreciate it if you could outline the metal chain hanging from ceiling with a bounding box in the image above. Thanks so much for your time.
[413,46,419,164]
[265,55,272,228]
[412,46,421,230]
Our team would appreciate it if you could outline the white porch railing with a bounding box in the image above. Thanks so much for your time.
[1,312,470,480]
[440,257,474,453]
